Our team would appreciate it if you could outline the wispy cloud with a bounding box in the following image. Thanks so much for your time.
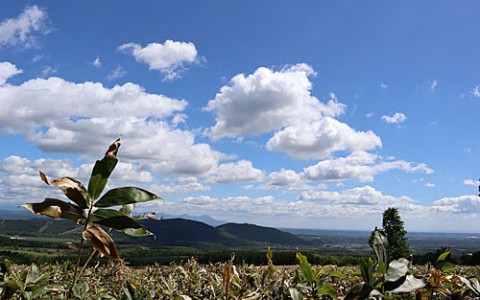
[0,5,50,48]
[106,66,126,80]
[0,62,22,85]
[93,57,101,68]
[429,79,437,92]
[381,112,407,124]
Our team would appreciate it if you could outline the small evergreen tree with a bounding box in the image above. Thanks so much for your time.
[382,207,410,260]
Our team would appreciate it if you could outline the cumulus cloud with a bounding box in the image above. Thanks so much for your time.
[205,64,381,159]
[0,5,49,48]
[381,112,407,124]
[303,151,433,182]
[267,117,381,159]
[0,62,22,85]
[432,195,480,213]
[267,168,304,187]
[205,160,264,184]
[0,75,222,175]
[118,40,198,80]
[299,185,412,206]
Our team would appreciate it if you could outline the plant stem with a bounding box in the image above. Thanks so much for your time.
[66,204,95,300]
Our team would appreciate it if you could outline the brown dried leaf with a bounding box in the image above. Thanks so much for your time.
[22,198,84,223]
[82,224,119,259]
[39,171,89,209]
[105,137,121,157]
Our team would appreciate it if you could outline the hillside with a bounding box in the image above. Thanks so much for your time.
[217,223,310,246]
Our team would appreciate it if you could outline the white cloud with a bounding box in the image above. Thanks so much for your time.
[381,112,407,124]
[267,117,381,159]
[464,179,478,186]
[429,79,437,92]
[0,62,22,85]
[299,185,412,206]
[206,64,380,159]
[267,168,304,187]
[424,182,435,188]
[205,160,264,184]
[303,151,433,182]
[41,66,57,77]
[0,75,223,176]
[471,86,480,98]
[0,5,49,48]
[118,40,198,80]
[106,66,126,80]
[93,57,101,68]
[380,82,388,90]
[432,195,480,213]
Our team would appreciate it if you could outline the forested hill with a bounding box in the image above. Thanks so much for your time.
[0,218,312,248]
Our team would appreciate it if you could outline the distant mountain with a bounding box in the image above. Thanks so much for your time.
[160,214,225,227]
[217,223,310,246]
[137,218,236,246]
[0,216,311,248]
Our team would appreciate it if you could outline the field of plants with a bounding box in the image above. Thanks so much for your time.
[2,249,480,299]
[2,139,479,299]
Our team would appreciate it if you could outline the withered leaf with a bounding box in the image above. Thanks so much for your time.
[22,198,84,223]
[39,171,89,209]
[82,224,119,259]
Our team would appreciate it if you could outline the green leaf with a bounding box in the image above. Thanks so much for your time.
[317,284,337,298]
[296,250,314,285]
[91,208,152,236]
[94,187,159,207]
[436,250,451,262]
[359,257,375,285]
[21,198,84,223]
[87,138,121,201]
[39,171,89,209]
[88,156,118,201]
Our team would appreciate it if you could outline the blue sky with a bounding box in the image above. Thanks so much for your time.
[1,1,479,232]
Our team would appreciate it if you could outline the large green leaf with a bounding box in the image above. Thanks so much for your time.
[91,208,152,236]
[296,250,314,285]
[39,171,89,209]
[87,156,118,201]
[359,257,375,285]
[22,198,84,223]
[94,187,159,207]
[87,138,121,201]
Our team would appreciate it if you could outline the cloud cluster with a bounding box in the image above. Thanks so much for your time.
[0,75,223,175]
[206,64,381,159]
[119,40,198,80]
[303,151,433,182]
[205,160,264,184]
[0,62,22,85]
[381,112,407,124]
[0,5,49,48]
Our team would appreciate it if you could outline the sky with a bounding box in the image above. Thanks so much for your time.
[0,1,479,232]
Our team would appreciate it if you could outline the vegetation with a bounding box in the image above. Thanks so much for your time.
[369,207,410,260]
[18,138,161,299]
[0,139,479,299]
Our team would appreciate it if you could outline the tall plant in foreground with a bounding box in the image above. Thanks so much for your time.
[22,138,160,299]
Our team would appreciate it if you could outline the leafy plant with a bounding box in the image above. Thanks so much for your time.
[21,138,160,299]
